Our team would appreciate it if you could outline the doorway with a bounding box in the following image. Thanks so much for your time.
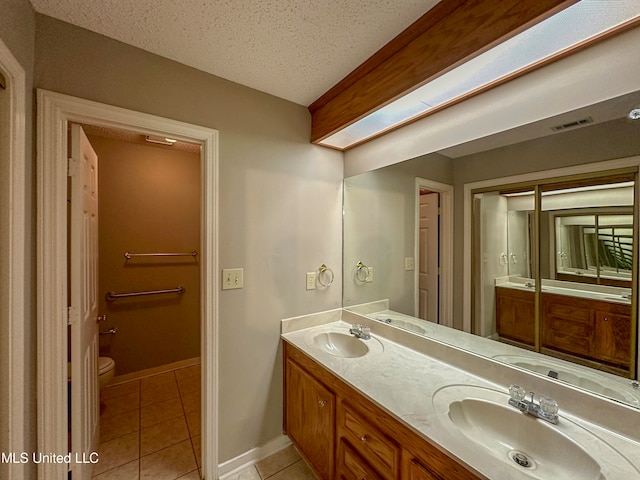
[414,177,453,327]
[37,90,219,480]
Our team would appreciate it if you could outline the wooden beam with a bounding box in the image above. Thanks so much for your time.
[309,0,578,144]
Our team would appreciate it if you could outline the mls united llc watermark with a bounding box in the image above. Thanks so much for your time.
[1,452,99,464]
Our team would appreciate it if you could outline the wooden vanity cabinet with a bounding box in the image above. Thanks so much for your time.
[284,356,335,479]
[283,341,481,480]
[541,292,631,370]
[495,286,535,346]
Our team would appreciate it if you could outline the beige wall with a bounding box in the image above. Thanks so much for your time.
[89,135,201,375]
[0,1,37,479]
[32,13,343,464]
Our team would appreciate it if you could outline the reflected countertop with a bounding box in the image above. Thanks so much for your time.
[495,276,632,305]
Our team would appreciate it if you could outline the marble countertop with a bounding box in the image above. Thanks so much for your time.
[495,275,632,305]
[281,315,640,480]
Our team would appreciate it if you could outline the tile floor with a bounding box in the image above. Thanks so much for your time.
[225,445,318,480]
[93,362,316,480]
[92,363,201,479]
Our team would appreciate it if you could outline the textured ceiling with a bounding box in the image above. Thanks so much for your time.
[29,0,438,106]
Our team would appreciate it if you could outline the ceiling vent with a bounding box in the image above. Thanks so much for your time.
[550,116,593,131]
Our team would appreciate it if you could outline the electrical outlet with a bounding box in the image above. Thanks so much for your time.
[365,266,373,282]
[222,268,243,290]
[405,257,415,271]
[306,272,316,290]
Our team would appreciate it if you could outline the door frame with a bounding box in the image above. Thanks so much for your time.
[414,178,453,327]
[37,89,219,479]
[0,38,27,480]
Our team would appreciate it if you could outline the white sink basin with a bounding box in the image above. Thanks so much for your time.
[305,328,383,358]
[492,354,640,408]
[432,385,638,479]
[368,311,431,335]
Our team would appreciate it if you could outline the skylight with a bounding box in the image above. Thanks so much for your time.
[319,0,640,150]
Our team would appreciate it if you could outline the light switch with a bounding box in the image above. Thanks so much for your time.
[405,257,415,271]
[222,268,243,290]
[306,272,316,290]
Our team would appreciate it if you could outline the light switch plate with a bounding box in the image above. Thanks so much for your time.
[405,257,415,271]
[306,272,316,290]
[222,268,243,290]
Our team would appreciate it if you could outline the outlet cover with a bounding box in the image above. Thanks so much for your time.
[222,268,243,290]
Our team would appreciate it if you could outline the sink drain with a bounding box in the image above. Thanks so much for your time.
[509,450,537,470]
[513,453,532,468]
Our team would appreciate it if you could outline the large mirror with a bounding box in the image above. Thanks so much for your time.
[343,90,640,408]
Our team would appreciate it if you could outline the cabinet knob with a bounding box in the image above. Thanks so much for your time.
[318,400,326,407]
[361,435,368,443]
[604,316,609,321]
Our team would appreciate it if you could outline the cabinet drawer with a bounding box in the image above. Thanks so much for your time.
[338,402,400,479]
[338,440,384,480]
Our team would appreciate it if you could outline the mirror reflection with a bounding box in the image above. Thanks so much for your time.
[343,91,640,408]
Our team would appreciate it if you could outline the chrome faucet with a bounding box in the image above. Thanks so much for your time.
[508,385,559,424]
[349,324,371,340]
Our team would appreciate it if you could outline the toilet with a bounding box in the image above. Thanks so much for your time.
[98,356,115,391]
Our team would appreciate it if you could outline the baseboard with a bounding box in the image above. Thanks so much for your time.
[110,356,201,385]
[218,435,292,479]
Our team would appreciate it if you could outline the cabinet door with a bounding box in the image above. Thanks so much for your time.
[495,287,535,345]
[285,358,335,480]
[594,311,631,367]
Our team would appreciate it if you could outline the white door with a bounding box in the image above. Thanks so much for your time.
[69,124,100,479]
[419,192,440,323]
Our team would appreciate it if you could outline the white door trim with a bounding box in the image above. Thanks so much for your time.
[414,178,453,327]
[36,89,219,479]
[0,38,27,480]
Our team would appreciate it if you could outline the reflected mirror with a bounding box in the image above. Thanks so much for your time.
[343,90,640,409]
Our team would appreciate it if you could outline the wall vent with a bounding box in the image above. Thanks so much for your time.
[550,117,593,131]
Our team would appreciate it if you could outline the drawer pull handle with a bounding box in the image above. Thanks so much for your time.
[361,435,368,443]
[318,400,327,407]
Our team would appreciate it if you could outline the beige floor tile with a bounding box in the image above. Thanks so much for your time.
[141,380,180,407]
[255,445,302,479]
[142,372,177,388]
[224,466,261,480]
[102,380,140,401]
[93,431,139,476]
[177,376,200,396]
[141,396,184,429]
[140,440,197,480]
[267,459,318,480]
[185,409,201,437]
[100,408,140,443]
[91,459,139,479]
[180,390,200,414]
[141,416,190,457]
[191,435,201,467]
[101,390,140,418]
[177,470,201,479]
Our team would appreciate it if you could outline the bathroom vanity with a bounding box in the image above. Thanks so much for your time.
[495,279,632,374]
[281,310,640,480]
[284,341,479,480]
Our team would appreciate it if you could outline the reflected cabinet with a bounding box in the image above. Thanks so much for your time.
[474,171,638,377]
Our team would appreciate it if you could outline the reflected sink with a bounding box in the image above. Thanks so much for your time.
[305,328,383,358]
[432,385,637,479]
[492,354,640,407]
